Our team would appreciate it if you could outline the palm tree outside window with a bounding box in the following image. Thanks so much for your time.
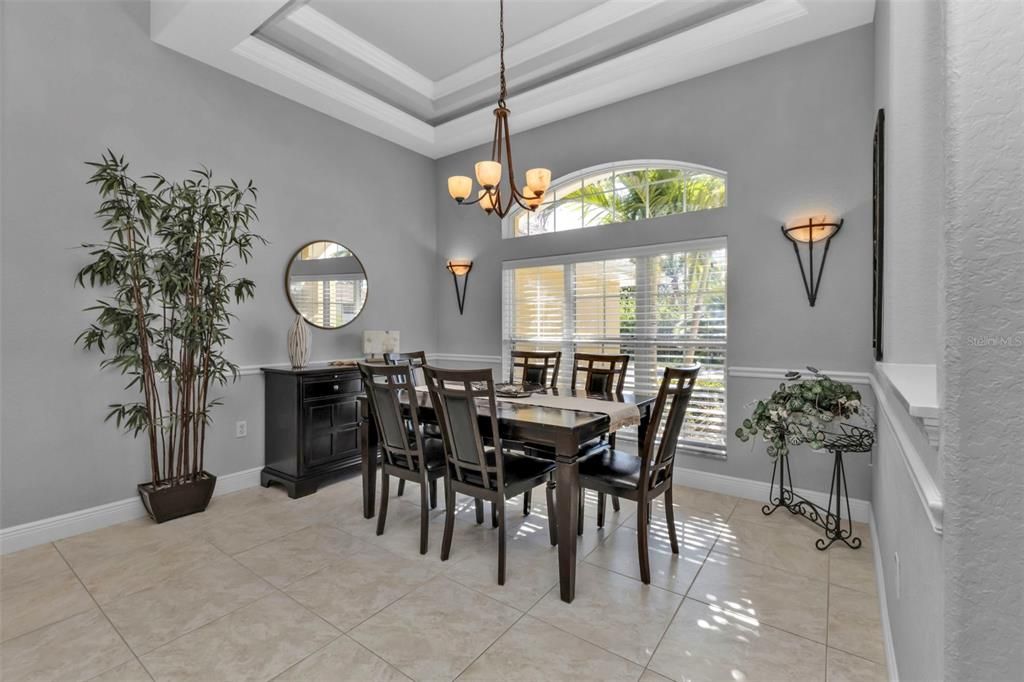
[506,160,726,239]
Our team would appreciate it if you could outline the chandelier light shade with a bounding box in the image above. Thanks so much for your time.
[781,216,844,307]
[445,0,550,220]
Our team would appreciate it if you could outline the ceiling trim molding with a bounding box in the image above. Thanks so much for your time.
[232,37,437,154]
[432,0,669,98]
[151,0,876,159]
[286,5,437,100]
[433,0,811,155]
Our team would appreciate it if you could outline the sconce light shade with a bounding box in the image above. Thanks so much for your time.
[446,259,473,314]
[446,259,473,277]
[781,217,843,306]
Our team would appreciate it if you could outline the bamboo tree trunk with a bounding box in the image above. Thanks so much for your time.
[122,204,161,488]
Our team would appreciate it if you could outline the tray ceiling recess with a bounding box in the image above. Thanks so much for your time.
[151,0,875,158]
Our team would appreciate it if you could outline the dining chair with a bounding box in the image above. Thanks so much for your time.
[571,352,630,394]
[383,350,428,384]
[359,362,446,555]
[508,350,561,516]
[572,352,632,519]
[577,364,701,583]
[423,366,558,585]
[509,350,561,388]
[383,350,440,499]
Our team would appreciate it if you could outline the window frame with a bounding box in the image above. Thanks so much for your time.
[502,159,727,239]
[501,237,728,459]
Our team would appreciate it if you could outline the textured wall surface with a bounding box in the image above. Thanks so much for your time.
[0,0,437,527]
[941,0,1024,678]
[434,26,878,497]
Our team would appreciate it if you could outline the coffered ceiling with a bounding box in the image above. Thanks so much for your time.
[151,0,875,158]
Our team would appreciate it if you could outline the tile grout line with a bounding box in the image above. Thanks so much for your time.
[521,578,656,675]
[51,541,153,682]
[0,543,96,646]
[640,528,720,679]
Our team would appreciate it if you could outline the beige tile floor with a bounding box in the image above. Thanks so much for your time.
[0,475,888,682]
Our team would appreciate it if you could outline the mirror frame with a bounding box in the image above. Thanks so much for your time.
[285,240,369,330]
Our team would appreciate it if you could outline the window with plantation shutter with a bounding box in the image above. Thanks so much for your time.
[502,238,727,456]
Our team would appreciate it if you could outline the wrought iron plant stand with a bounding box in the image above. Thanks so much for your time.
[762,424,875,550]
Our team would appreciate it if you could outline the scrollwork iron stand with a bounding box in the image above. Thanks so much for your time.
[762,425,874,550]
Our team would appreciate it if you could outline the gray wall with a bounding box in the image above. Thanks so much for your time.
[0,0,438,528]
[434,25,878,499]
[873,0,942,369]
[870,4,947,679]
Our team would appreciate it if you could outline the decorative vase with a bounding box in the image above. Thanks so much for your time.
[287,314,310,368]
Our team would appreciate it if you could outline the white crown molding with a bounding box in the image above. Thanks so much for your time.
[0,467,263,555]
[286,5,436,100]
[232,37,437,155]
[432,0,668,98]
[150,0,876,158]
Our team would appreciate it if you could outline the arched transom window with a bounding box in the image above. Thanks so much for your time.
[506,160,726,239]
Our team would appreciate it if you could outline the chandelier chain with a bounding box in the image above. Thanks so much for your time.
[498,0,507,106]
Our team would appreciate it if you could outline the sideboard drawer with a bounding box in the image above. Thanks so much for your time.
[302,375,362,401]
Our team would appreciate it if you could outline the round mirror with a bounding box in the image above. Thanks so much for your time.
[286,240,368,329]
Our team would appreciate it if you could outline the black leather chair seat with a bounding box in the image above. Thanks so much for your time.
[458,449,556,490]
[579,448,642,489]
[391,436,447,472]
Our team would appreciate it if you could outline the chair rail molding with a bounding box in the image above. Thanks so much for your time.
[728,365,871,385]
[868,371,944,534]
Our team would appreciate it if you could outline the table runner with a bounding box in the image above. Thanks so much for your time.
[413,385,640,433]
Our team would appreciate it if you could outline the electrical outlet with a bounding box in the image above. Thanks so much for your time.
[894,552,901,599]
[235,421,247,438]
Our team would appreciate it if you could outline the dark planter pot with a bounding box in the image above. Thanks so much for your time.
[138,472,217,523]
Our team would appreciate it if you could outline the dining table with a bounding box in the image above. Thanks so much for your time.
[359,385,656,603]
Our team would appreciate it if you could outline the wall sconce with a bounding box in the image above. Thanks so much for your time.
[781,217,843,306]
[446,259,473,315]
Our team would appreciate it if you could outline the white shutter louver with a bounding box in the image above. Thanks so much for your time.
[503,239,727,455]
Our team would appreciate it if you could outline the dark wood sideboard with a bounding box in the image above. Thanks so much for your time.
[261,365,364,498]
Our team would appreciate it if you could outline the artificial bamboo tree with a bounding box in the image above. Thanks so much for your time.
[76,151,264,510]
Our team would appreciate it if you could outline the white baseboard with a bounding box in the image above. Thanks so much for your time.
[0,467,263,555]
[871,508,900,682]
[674,465,872,523]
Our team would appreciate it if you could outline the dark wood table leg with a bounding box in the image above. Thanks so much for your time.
[360,399,379,519]
[555,448,580,603]
[637,403,652,450]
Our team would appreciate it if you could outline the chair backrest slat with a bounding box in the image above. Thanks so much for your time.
[640,365,701,491]
[571,353,630,395]
[509,350,561,389]
[423,366,504,492]
[359,362,426,472]
[383,350,428,385]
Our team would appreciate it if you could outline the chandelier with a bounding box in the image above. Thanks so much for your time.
[445,0,551,219]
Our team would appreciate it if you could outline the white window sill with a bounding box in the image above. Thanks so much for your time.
[876,362,940,449]
[876,362,939,419]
